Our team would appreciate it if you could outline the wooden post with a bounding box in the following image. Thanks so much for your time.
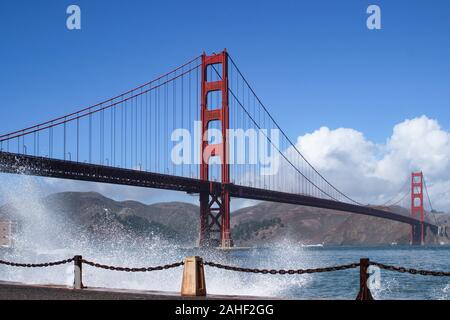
[181,256,206,296]
[73,255,84,289]
[356,258,374,300]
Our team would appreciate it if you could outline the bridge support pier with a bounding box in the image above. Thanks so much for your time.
[411,223,426,246]
[199,185,232,248]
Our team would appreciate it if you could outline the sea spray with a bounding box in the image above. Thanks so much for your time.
[1,176,450,299]
[0,176,312,297]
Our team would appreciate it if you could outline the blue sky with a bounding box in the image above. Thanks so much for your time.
[1,0,449,142]
[1,0,450,208]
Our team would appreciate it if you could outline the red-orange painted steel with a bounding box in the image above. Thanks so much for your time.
[411,172,425,245]
[199,50,232,247]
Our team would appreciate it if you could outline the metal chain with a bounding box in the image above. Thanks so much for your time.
[203,261,360,275]
[0,258,74,268]
[2,256,449,278]
[81,259,184,272]
[370,262,450,277]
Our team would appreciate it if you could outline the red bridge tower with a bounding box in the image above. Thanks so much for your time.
[199,50,232,248]
[411,172,425,245]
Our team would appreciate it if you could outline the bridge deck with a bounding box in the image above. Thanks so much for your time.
[0,152,436,231]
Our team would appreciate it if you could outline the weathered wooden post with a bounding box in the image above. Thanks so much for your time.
[356,258,374,300]
[73,255,84,289]
[181,256,206,297]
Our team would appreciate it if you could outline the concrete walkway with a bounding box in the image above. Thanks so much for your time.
[0,281,265,300]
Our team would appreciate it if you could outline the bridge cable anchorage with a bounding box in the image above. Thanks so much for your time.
[226,54,363,206]
[203,261,360,275]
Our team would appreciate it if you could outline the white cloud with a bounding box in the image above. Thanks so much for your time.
[376,116,450,181]
[294,115,450,211]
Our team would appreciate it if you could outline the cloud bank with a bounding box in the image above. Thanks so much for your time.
[296,115,450,211]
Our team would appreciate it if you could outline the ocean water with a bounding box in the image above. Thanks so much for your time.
[0,176,449,300]
[210,245,450,300]
[1,244,449,300]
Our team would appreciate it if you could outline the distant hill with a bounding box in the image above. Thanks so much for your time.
[0,192,448,247]
[0,192,200,246]
[232,203,449,246]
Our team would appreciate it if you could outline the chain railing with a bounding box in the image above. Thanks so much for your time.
[203,261,360,275]
[0,255,185,290]
[0,257,74,268]
[1,256,449,299]
[0,256,182,271]
[81,258,184,272]
[370,261,450,277]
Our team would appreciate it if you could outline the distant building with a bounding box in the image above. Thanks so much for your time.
[0,220,15,248]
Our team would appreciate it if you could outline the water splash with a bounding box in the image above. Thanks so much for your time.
[437,283,450,300]
[1,176,449,299]
[0,176,313,298]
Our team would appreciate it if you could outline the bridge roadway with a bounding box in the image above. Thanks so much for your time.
[0,152,437,232]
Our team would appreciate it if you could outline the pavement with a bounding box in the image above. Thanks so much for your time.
[0,281,265,300]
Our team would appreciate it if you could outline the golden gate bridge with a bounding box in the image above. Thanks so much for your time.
[0,50,441,247]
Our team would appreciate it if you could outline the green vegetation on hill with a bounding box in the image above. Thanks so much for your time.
[118,215,179,240]
[232,217,284,241]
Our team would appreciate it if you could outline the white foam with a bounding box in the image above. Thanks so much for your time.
[0,176,313,298]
